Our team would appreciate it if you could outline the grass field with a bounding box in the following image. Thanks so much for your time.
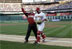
[0,21,72,38]
[0,41,72,49]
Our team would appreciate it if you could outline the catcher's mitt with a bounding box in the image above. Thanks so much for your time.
[36,21,42,24]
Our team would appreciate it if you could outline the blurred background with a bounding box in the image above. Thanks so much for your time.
[0,0,72,22]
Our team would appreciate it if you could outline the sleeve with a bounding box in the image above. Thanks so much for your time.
[21,8,28,17]
[21,8,26,13]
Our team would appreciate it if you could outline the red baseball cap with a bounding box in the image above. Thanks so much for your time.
[36,7,40,11]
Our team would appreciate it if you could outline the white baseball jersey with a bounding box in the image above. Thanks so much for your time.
[34,12,47,31]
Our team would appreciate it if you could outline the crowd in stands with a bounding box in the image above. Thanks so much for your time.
[0,0,21,3]
[0,1,72,21]
[0,1,72,15]
[0,3,59,12]
[47,1,72,10]
[0,3,21,12]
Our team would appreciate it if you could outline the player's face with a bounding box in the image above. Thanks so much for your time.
[36,10,40,14]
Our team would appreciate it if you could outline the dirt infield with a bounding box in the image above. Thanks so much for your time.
[0,34,72,47]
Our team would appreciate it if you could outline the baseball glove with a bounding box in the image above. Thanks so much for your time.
[36,21,42,24]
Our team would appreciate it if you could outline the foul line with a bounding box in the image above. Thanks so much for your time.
[29,39,72,44]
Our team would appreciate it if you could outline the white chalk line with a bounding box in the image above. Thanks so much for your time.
[0,34,72,44]
[29,39,72,44]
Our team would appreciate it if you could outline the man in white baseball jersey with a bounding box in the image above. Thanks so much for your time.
[34,7,47,44]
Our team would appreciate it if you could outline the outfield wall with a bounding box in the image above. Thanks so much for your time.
[47,15,72,21]
[0,15,72,22]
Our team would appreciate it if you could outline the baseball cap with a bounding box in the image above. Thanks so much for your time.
[36,7,40,11]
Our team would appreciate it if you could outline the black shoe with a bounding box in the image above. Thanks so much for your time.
[24,40,28,43]
[42,39,45,42]
[33,41,38,45]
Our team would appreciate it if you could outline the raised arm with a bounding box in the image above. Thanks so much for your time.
[21,8,28,17]
[21,8,26,13]
[21,4,35,17]
[21,4,28,17]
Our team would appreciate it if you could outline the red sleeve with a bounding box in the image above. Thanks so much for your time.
[28,13,35,16]
[21,8,35,17]
[21,8,26,13]
[21,8,28,17]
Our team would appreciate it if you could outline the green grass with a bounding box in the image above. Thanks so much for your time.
[0,21,72,38]
[0,41,71,49]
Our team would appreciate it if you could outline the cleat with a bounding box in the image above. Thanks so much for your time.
[42,39,45,42]
[34,41,38,45]
[24,40,28,43]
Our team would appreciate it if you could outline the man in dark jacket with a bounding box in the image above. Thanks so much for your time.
[21,6,37,43]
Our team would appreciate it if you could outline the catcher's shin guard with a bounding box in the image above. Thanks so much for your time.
[36,31,41,42]
[41,33,46,39]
